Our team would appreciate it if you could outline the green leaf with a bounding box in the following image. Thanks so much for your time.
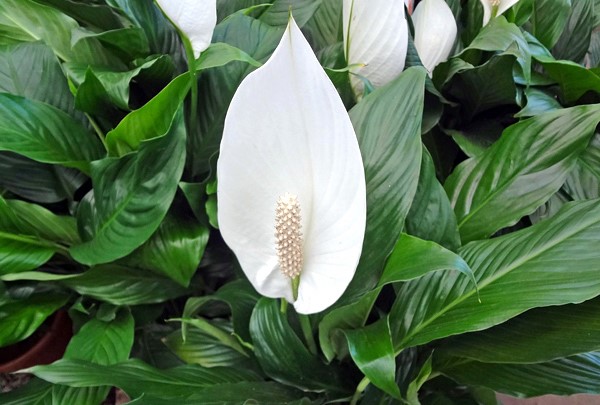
[445,104,600,242]
[124,210,209,287]
[405,147,461,250]
[530,0,571,48]
[390,199,600,351]
[438,297,600,364]
[0,94,104,172]
[71,26,150,60]
[439,352,600,397]
[302,0,342,50]
[0,42,81,119]
[183,280,259,342]
[164,324,250,368]
[64,308,134,365]
[318,289,380,362]
[0,152,86,204]
[0,378,53,405]
[379,234,475,287]
[68,55,175,115]
[54,309,134,405]
[564,133,600,200]
[33,0,123,31]
[537,56,600,103]
[196,42,261,70]
[0,0,122,66]
[27,358,261,399]
[1,266,188,306]
[249,298,352,394]
[342,67,427,303]
[0,293,68,346]
[70,109,186,265]
[260,0,323,27]
[344,318,401,399]
[515,87,562,118]
[104,73,190,156]
[553,0,594,62]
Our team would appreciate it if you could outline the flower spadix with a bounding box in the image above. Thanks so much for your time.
[217,17,367,315]
[155,0,217,58]
[343,0,408,98]
[480,0,519,26]
[412,0,457,75]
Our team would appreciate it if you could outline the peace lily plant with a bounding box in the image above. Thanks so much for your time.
[1,0,600,404]
[217,16,367,315]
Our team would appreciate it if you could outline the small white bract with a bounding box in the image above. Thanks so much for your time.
[480,0,520,26]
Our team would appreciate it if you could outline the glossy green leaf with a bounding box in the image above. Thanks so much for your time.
[260,0,322,27]
[405,147,461,250]
[342,67,427,303]
[537,56,600,103]
[515,87,562,118]
[0,293,68,346]
[390,200,600,351]
[0,94,104,172]
[70,110,186,265]
[124,210,209,287]
[344,317,401,399]
[1,266,188,306]
[104,73,190,156]
[564,133,600,200]
[0,0,122,66]
[0,152,86,204]
[27,358,260,399]
[379,234,474,287]
[553,0,594,62]
[249,298,352,394]
[438,297,600,364]
[318,289,380,362]
[34,0,123,31]
[71,26,150,60]
[530,0,571,48]
[68,55,175,114]
[0,42,81,119]
[54,309,134,404]
[64,308,134,365]
[164,324,250,368]
[196,42,261,70]
[439,352,600,397]
[0,378,54,405]
[302,0,342,50]
[445,105,600,242]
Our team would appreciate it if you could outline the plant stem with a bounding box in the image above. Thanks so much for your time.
[350,376,370,405]
[86,113,107,151]
[298,314,317,355]
[280,298,288,314]
[183,38,198,148]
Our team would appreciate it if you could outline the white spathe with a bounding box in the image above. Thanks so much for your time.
[412,0,457,75]
[480,0,520,26]
[155,0,216,58]
[217,17,367,315]
[343,0,408,98]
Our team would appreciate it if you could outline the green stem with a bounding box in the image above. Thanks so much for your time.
[280,298,288,314]
[183,39,198,146]
[86,113,107,151]
[292,276,300,300]
[350,376,370,405]
[298,314,317,355]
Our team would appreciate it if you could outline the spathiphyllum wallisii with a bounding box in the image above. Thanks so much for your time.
[217,17,367,315]
[343,0,408,98]
[480,0,520,26]
[412,0,457,75]
[155,0,217,58]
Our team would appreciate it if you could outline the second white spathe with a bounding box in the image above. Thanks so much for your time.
[412,0,457,75]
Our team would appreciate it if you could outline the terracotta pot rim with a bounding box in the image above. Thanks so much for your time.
[0,310,72,373]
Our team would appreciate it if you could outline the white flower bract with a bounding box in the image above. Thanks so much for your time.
[343,0,408,98]
[217,17,367,314]
[412,0,457,75]
[155,0,217,58]
[480,0,520,26]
